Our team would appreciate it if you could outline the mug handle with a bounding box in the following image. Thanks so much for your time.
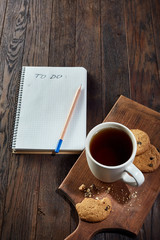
[121,163,145,186]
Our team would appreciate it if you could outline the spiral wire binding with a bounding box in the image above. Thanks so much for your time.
[12,67,26,149]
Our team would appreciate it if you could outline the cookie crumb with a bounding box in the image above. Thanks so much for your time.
[79,184,86,191]
[90,184,97,191]
[131,192,137,198]
[106,187,111,194]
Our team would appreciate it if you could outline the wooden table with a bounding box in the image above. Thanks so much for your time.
[0,1,159,240]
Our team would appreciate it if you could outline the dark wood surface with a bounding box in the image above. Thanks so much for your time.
[0,1,159,240]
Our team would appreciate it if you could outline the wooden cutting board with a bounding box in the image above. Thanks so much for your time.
[58,95,160,240]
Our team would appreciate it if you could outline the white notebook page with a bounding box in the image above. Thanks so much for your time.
[12,67,87,152]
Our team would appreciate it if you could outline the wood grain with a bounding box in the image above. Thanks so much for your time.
[101,0,130,116]
[0,1,160,239]
[150,0,160,74]
[49,0,76,67]
[75,0,102,131]
[0,0,7,44]
[0,0,30,235]
[124,0,160,111]
[59,96,160,240]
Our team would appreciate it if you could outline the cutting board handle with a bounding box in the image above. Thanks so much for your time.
[65,221,94,240]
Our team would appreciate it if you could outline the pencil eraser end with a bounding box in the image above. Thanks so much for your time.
[55,139,63,153]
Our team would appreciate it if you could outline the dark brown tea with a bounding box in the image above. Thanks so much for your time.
[90,128,133,166]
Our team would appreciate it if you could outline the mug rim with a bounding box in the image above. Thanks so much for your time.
[85,122,137,169]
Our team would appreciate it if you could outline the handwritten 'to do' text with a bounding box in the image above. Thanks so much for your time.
[35,74,63,79]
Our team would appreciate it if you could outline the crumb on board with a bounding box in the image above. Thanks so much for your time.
[79,184,86,191]
[78,184,140,206]
[78,184,100,198]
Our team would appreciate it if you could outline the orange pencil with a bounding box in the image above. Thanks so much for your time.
[55,84,82,153]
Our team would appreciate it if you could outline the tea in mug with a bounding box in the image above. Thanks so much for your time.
[90,128,133,166]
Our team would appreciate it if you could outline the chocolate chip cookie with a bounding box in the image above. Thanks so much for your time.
[76,197,112,222]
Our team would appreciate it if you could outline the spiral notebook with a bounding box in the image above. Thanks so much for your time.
[12,66,87,154]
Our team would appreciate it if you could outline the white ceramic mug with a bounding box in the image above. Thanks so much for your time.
[85,122,145,186]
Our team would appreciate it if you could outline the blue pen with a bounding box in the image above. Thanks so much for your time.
[55,84,82,153]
